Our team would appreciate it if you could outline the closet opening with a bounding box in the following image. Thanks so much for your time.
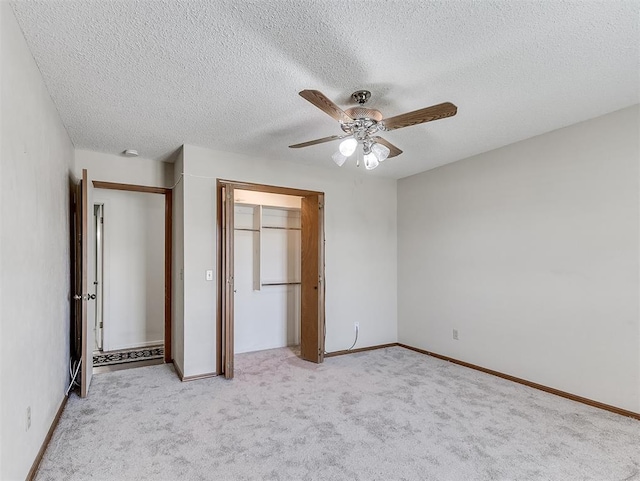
[217,180,325,379]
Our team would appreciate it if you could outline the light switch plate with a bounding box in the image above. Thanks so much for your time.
[205,270,213,281]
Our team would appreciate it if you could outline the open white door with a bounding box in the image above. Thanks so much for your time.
[79,169,94,396]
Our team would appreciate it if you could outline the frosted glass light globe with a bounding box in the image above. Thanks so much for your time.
[332,151,348,167]
[338,138,358,157]
[363,153,380,170]
[371,143,390,162]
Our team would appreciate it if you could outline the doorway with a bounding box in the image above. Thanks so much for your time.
[217,180,325,379]
[90,181,173,371]
[90,187,165,371]
[71,174,173,396]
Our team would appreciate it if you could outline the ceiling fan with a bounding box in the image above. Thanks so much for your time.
[289,89,457,170]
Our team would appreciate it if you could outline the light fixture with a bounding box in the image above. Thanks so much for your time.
[332,137,390,170]
[327,91,393,170]
[292,89,458,169]
[122,149,139,157]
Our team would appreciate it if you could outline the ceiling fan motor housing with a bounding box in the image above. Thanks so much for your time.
[344,107,383,122]
[342,107,384,139]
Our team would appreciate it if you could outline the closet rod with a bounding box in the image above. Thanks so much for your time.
[234,228,260,232]
[262,226,301,231]
[261,282,302,286]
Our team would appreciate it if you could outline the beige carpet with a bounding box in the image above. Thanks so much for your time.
[36,346,639,480]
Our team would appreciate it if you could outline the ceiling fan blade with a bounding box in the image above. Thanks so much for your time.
[383,102,457,131]
[299,90,353,124]
[289,135,346,149]
[372,136,403,158]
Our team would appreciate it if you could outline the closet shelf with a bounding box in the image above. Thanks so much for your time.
[261,282,301,286]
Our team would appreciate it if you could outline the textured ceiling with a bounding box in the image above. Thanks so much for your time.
[10,1,640,179]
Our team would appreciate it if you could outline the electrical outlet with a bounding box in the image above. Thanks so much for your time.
[453,329,459,340]
[26,406,31,431]
[354,322,359,331]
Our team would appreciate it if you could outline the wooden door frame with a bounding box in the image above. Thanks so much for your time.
[220,184,235,378]
[216,179,326,376]
[91,180,173,362]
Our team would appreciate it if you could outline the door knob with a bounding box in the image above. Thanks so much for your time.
[73,294,96,301]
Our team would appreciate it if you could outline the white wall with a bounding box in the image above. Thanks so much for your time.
[93,189,165,351]
[74,149,173,188]
[180,144,398,377]
[0,4,75,479]
[398,105,640,413]
[172,150,185,374]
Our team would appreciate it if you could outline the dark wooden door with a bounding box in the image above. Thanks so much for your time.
[300,194,325,363]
